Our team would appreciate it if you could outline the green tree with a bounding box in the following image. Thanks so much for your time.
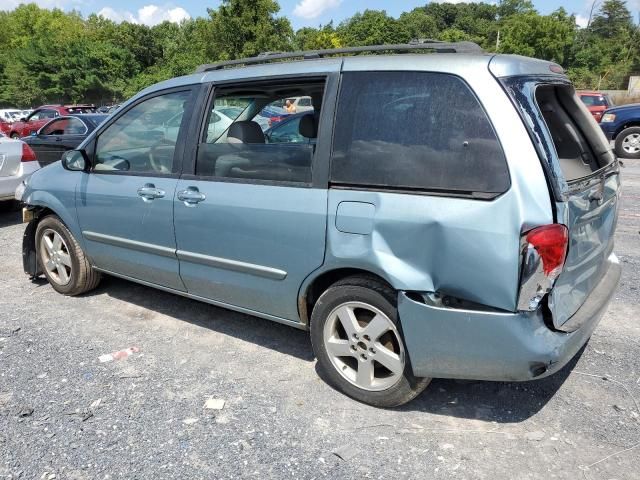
[206,0,293,60]
[498,8,575,63]
[336,10,410,46]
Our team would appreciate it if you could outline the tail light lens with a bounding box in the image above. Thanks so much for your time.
[517,224,569,311]
[21,143,37,162]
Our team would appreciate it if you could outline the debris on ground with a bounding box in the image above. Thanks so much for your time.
[98,346,140,363]
[332,444,359,461]
[203,398,225,410]
[17,406,34,418]
[183,418,199,425]
[81,398,102,421]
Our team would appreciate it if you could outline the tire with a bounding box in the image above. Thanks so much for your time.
[10,133,19,139]
[614,126,640,159]
[35,215,101,295]
[310,276,431,407]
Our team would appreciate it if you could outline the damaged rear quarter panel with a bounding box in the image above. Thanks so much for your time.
[326,190,521,310]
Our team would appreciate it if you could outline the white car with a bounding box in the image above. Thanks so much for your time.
[0,134,40,203]
[0,109,22,123]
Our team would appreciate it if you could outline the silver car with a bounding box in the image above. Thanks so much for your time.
[19,41,621,407]
[0,134,40,203]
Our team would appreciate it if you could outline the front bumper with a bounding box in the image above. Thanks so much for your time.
[398,253,621,381]
[599,123,616,141]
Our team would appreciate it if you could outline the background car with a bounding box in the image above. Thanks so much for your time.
[10,104,97,138]
[578,91,613,122]
[0,134,40,204]
[0,118,11,136]
[254,105,291,131]
[599,102,640,158]
[22,114,107,167]
[0,108,22,123]
[264,111,317,144]
[285,96,314,113]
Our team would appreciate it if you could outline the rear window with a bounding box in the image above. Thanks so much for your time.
[331,71,510,196]
[580,94,608,107]
[536,85,614,181]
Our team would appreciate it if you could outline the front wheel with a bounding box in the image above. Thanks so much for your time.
[310,277,430,407]
[615,126,640,159]
[35,215,101,295]
[10,133,20,139]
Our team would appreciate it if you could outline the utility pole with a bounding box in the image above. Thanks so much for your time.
[495,30,500,51]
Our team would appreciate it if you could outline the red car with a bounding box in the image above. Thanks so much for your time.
[9,104,96,138]
[578,91,613,122]
[0,118,11,136]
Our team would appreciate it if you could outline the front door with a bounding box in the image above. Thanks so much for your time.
[76,88,195,291]
[174,76,336,322]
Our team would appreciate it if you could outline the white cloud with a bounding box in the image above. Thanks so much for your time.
[575,14,589,28]
[98,4,190,26]
[293,0,341,20]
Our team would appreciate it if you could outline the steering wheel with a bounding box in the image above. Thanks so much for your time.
[148,139,176,173]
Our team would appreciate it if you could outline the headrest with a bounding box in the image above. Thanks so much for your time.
[299,113,318,139]
[227,121,265,144]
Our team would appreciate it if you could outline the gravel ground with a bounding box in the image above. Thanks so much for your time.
[1,161,639,480]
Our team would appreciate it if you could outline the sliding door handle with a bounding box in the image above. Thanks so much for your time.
[137,183,165,201]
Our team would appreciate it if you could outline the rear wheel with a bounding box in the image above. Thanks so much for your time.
[35,215,101,295]
[615,126,640,159]
[310,276,430,407]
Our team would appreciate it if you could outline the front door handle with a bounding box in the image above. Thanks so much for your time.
[177,186,206,206]
[137,183,165,201]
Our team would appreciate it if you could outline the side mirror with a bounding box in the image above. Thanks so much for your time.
[30,131,37,137]
[61,149,90,172]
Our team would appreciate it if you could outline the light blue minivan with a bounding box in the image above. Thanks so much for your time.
[18,42,621,407]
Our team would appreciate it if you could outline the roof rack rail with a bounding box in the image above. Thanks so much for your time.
[195,40,484,73]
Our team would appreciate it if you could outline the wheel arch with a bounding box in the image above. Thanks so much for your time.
[613,121,640,139]
[22,199,82,278]
[298,267,395,326]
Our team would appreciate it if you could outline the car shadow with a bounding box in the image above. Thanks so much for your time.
[315,343,584,423]
[93,275,314,362]
[396,349,583,422]
[90,274,581,421]
[0,205,22,227]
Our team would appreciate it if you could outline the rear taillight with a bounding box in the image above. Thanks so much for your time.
[517,224,569,311]
[21,143,37,162]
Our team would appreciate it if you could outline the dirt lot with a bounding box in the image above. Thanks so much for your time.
[1,161,639,480]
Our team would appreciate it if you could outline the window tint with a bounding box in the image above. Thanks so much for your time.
[95,90,190,174]
[41,117,87,135]
[196,82,324,184]
[331,72,509,195]
[580,95,608,107]
[28,111,44,121]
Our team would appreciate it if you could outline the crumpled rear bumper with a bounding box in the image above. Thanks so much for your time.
[398,254,621,381]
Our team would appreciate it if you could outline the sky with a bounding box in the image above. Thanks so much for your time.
[1,0,640,30]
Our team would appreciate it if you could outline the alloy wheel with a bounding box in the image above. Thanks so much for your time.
[622,133,640,154]
[40,228,72,286]
[323,301,405,391]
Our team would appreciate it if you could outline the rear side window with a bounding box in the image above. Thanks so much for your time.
[331,72,509,196]
[536,85,614,181]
